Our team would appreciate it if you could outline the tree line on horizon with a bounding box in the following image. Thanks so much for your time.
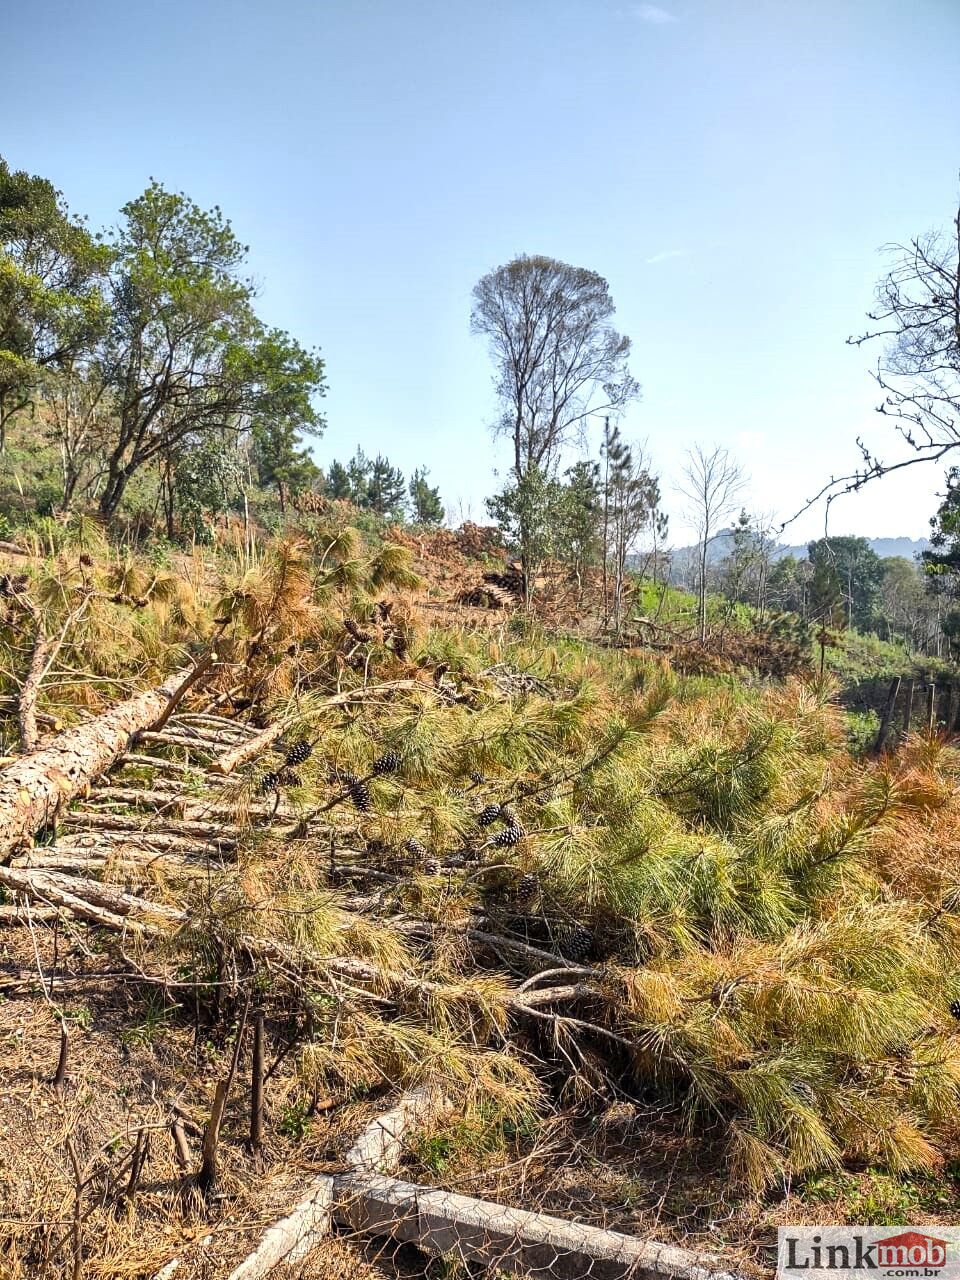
[3,153,960,658]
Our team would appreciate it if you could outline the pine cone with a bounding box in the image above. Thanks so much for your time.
[515,872,540,906]
[328,766,357,786]
[492,824,523,848]
[285,739,313,766]
[258,771,281,794]
[404,837,426,859]
[477,804,502,827]
[373,750,401,776]
[278,768,302,788]
[558,923,593,961]
[423,858,441,876]
[350,780,372,812]
[950,999,960,1021]
[470,770,484,785]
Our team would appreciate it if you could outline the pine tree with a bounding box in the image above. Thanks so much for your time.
[601,423,662,633]
[251,417,321,514]
[409,467,444,525]
[366,454,407,518]
[325,459,353,500]
[557,460,602,597]
[324,448,407,518]
[486,466,565,607]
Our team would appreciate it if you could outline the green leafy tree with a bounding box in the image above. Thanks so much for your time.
[96,181,324,517]
[924,467,960,574]
[169,432,244,541]
[721,510,759,604]
[807,536,883,632]
[942,608,960,659]
[43,362,114,509]
[719,510,778,616]
[601,425,662,631]
[408,466,444,525]
[0,156,110,450]
[767,554,814,619]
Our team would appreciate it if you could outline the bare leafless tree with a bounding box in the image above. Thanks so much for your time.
[857,200,960,455]
[471,255,638,481]
[790,194,960,524]
[679,445,745,642]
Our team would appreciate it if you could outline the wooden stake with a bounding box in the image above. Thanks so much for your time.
[902,679,916,740]
[874,676,900,754]
[249,1008,265,1162]
[51,1019,69,1090]
[197,993,251,1199]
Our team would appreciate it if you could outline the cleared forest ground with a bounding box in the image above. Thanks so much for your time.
[3,513,960,1279]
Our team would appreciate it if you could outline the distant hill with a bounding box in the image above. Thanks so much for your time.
[776,536,930,562]
[658,532,931,584]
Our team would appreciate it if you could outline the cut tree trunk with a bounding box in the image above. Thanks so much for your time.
[0,667,192,858]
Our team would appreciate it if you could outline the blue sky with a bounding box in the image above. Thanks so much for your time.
[3,0,958,541]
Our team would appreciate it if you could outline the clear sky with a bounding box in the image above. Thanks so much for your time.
[3,0,958,542]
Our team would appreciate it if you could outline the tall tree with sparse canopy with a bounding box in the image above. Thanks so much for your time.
[471,253,637,590]
[471,254,637,478]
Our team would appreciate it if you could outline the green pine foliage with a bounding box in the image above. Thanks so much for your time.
[279,631,960,1189]
[4,510,960,1200]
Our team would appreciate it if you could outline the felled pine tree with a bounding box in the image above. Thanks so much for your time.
[223,596,960,1192]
